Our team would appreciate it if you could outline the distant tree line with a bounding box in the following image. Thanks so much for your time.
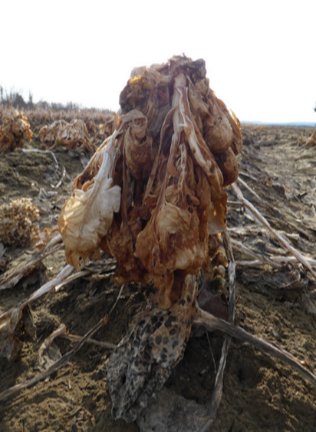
[0,85,112,114]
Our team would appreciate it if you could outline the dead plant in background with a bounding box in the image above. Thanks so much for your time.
[0,109,32,152]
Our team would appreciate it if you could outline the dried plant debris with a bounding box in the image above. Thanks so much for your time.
[0,264,74,360]
[306,130,316,146]
[0,109,32,151]
[91,114,119,146]
[103,114,118,138]
[58,55,242,309]
[38,119,94,152]
[107,274,198,422]
[34,324,67,372]
[0,242,11,273]
[0,304,36,361]
[0,258,11,273]
[0,198,40,246]
[32,225,60,249]
[0,235,63,290]
[38,119,66,144]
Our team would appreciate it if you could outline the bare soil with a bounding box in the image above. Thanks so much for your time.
[1,125,316,432]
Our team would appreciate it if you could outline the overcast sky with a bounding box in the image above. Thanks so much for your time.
[1,0,315,123]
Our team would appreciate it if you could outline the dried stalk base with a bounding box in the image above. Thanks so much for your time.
[134,229,236,430]
[107,275,198,422]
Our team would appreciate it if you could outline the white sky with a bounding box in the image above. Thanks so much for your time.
[1,0,316,123]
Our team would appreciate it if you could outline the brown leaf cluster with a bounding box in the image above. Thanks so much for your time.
[0,199,40,246]
[0,109,32,152]
[58,56,242,308]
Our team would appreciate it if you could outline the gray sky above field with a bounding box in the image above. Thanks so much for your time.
[1,0,315,123]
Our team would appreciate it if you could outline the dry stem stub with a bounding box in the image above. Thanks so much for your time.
[58,56,242,308]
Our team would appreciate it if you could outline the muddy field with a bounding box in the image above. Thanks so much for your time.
[1,124,316,431]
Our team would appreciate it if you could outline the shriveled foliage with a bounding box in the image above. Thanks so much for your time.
[38,118,94,152]
[0,109,32,152]
[58,56,242,309]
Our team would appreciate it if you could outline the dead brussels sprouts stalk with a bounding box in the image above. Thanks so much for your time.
[58,55,242,309]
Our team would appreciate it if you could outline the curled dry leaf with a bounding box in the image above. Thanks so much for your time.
[35,324,67,372]
[58,56,242,308]
[215,147,239,186]
[58,144,122,269]
[32,226,60,249]
[0,305,36,361]
[122,109,154,180]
